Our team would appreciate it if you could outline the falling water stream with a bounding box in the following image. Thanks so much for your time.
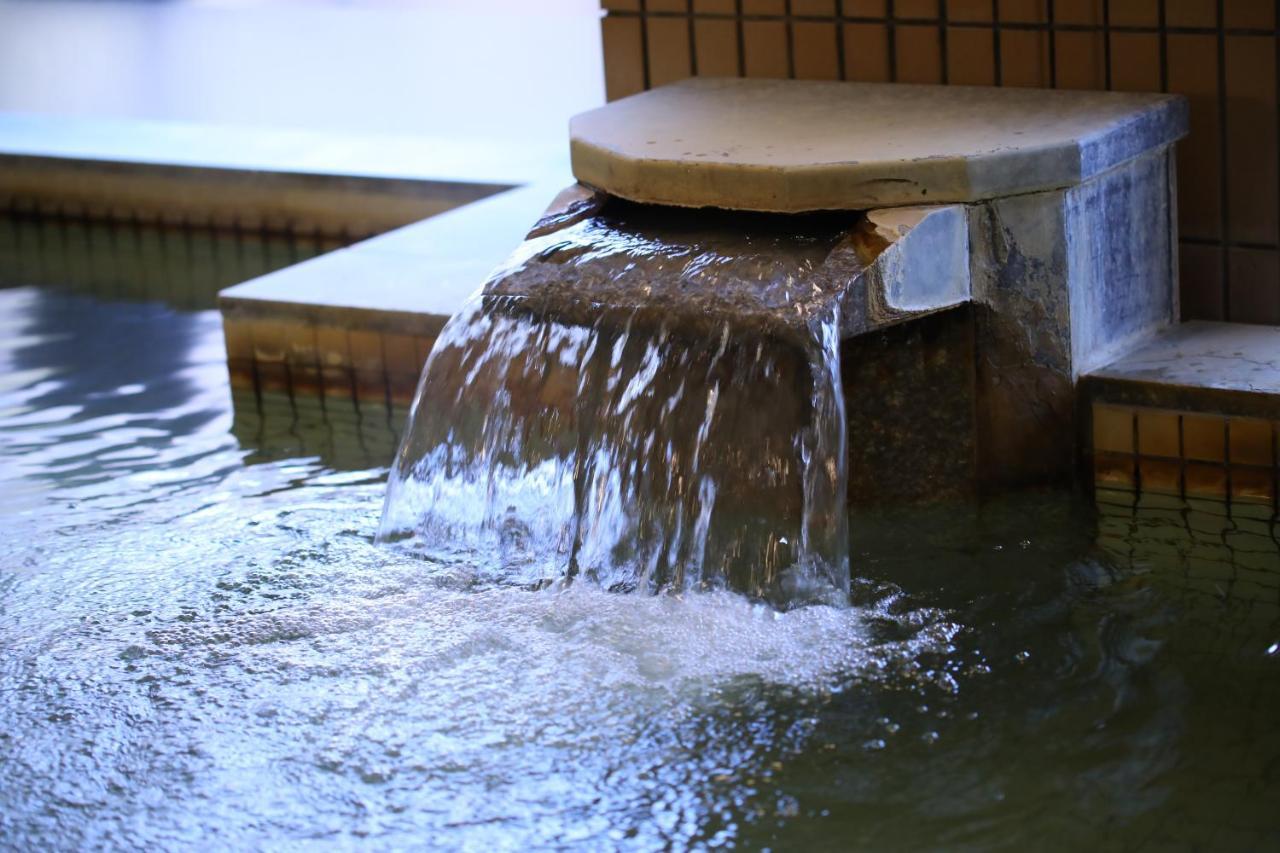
[379,201,862,605]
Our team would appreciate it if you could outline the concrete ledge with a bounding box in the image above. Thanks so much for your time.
[0,153,509,240]
[571,78,1187,212]
[218,182,568,403]
[0,111,574,405]
[0,112,566,237]
[1084,321,1280,418]
[1083,321,1280,504]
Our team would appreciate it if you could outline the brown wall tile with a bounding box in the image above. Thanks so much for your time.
[1225,36,1279,247]
[792,0,838,15]
[347,329,384,375]
[741,0,785,14]
[1230,417,1275,466]
[841,0,887,16]
[1108,0,1159,27]
[999,29,1050,87]
[1054,0,1101,25]
[793,21,841,80]
[1054,31,1105,90]
[1138,409,1181,457]
[1224,0,1275,29]
[1165,0,1218,29]
[602,16,646,100]
[947,26,996,85]
[743,20,790,77]
[948,0,992,22]
[895,0,938,18]
[1228,249,1280,324]
[694,18,741,76]
[997,0,1046,23]
[1184,414,1226,461]
[1167,34,1222,241]
[1093,404,1134,453]
[1109,32,1161,92]
[843,23,891,81]
[895,25,942,84]
[1179,244,1225,320]
[1095,452,1136,489]
[1185,462,1228,498]
[1231,467,1274,504]
[1138,458,1181,494]
[646,16,693,86]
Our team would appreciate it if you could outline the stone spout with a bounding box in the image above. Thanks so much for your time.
[481,184,971,343]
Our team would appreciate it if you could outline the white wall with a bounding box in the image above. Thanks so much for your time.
[0,0,605,146]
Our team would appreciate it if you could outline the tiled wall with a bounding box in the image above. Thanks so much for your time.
[1092,402,1280,507]
[599,0,1280,325]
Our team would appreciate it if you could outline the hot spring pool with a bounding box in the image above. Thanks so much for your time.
[2,281,1279,849]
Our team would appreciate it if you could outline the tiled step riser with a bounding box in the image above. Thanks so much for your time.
[1083,321,1280,504]
[223,311,433,407]
[1089,402,1280,507]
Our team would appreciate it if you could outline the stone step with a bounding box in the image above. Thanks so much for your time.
[1082,321,1280,505]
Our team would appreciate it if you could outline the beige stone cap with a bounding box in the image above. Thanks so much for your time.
[570,78,1188,212]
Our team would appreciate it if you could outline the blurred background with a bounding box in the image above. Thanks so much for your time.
[0,0,605,147]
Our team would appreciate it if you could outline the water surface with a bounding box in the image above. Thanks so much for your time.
[1,261,1279,850]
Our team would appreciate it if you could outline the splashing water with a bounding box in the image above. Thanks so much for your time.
[379,202,859,606]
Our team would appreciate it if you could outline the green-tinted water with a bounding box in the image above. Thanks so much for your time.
[1,234,1278,850]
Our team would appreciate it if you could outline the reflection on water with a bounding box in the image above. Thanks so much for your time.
[0,210,343,310]
[1,279,1279,847]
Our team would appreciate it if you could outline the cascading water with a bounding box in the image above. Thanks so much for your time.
[378,200,862,606]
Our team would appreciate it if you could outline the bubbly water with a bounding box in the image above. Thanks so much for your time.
[379,202,859,605]
[4,226,1279,849]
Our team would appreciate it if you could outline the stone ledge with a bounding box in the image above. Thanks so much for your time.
[218,182,569,403]
[1083,321,1280,503]
[1084,321,1280,419]
[570,77,1187,212]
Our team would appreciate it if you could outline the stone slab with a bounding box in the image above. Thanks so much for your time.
[481,190,971,342]
[218,181,571,404]
[0,111,567,187]
[0,153,509,240]
[1084,321,1280,419]
[570,77,1187,212]
[219,181,570,336]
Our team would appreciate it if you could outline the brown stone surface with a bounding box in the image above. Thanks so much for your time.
[843,307,978,504]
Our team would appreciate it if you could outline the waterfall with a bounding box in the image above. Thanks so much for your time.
[378,200,857,607]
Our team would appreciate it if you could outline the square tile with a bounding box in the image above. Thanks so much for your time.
[1231,467,1276,505]
[1137,409,1180,458]
[1183,413,1226,461]
[1185,462,1229,500]
[1139,458,1182,496]
[314,324,352,369]
[1092,403,1134,453]
[1094,452,1135,490]
[347,329,384,375]
[1229,417,1274,466]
